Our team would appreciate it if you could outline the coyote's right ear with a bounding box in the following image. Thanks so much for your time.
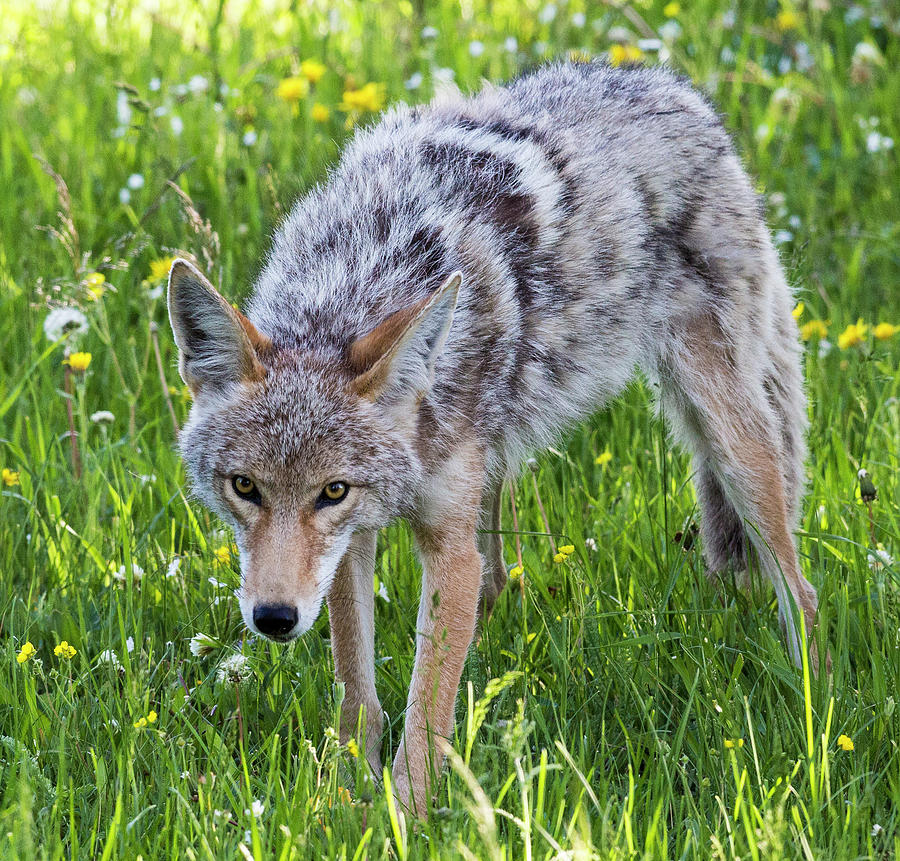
[167,259,269,395]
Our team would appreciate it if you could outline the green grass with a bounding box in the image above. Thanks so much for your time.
[1,0,899,857]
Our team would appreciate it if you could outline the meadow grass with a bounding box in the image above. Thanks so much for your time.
[1,1,899,858]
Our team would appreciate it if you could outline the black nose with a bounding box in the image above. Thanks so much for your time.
[253,604,298,638]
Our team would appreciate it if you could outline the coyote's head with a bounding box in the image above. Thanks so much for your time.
[168,259,460,641]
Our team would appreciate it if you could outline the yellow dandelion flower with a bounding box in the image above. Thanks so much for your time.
[84,272,106,300]
[595,449,613,468]
[663,2,680,17]
[277,76,310,102]
[147,710,157,724]
[346,737,360,758]
[311,102,331,123]
[609,44,643,67]
[553,552,567,563]
[724,738,744,749]
[2,468,20,487]
[64,352,92,372]
[16,642,35,663]
[134,716,147,728]
[837,734,854,751]
[558,545,575,555]
[509,564,524,578]
[873,322,899,340]
[837,319,867,350]
[792,301,804,319]
[340,82,386,113]
[149,256,176,283]
[213,545,232,564]
[300,59,327,84]
[800,319,828,341]
[775,9,800,31]
[54,641,77,659]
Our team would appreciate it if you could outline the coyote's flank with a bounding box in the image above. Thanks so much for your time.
[168,60,818,815]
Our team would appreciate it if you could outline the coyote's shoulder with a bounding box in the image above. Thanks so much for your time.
[248,61,762,470]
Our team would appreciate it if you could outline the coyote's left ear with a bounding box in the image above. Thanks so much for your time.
[348,271,461,403]
[167,259,270,395]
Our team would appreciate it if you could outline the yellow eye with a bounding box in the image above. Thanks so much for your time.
[321,481,348,503]
[232,475,259,500]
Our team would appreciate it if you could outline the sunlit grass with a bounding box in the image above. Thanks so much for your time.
[1,0,899,858]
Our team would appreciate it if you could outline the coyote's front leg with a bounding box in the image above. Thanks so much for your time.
[392,481,483,814]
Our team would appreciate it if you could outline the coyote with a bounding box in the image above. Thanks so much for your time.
[168,61,817,814]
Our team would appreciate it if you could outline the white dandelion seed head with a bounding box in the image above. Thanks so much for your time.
[216,653,251,685]
[90,410,115,425]
[43,307,88,343]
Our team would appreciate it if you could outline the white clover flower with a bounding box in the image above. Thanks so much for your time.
[113,562,145,584]
[188,75,209,95]
[118,188,131,204]
[149,77,161,92]
[97,649,122,670]
[504,36,518,53]
[245,799,264,818]
[571,11,586,27]
[868,548,894,572]
[127,173,145,190]
[43,307,88,342]
[171,116,184,136]
[216,653,251,684]
[469,40,484,58]
[189,632,219,657]
[773,229,793,245]
[659,20,682,41]
[539,4,557,24]
[404,72,423,90]
[421,25,438,39]
[90,410,115,424]
[153,105,168,117]
[242,129,258,147]
[166,557,182,579]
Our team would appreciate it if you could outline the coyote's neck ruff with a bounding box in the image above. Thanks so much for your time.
[169,61,817,815]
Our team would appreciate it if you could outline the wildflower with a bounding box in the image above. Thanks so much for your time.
[421,25,438,39]
[127,173,145,190]
[346,737,360,758]
[133,709,158,728]
[311,102,330,122]
[277,76,309,102]
[43,307,88,342]
[216,652,251,684]
[509,564,524,578]
[469,40,485,58]
[245,799,265,818]
[585,538,598,552]
[187,75,208,95]
[170,116,184,135]
[2,468,20,487]
[558,545,575,555]
[16,642,35,664]
[242,129,257,146]
[872,824,883,836]
[300,59,327,84]
[54,641,77,659]
[775,9,800,31]
[539,4,557,24]
[504,36,518,53]
[166,557,182,579]
[97,649,122,670]
[724,738,744,749]
[149,256,176,283]
[213,545,232,564]
[866,132,894,153]
[571,12,586,27]
[118,188,131,204]
[663,2,680,16]
[84,271,106,300]
[64,352,92,372]
[340,82,385,113]
[90,410,115,424]
[609,44,643,66]
[800,319,828,341]
[189,632,219,657]
[868,547,894,572]
[553,552,568,563]
[595,449,612,467]
[377,582,390,602]
[113,562,145,585]
[873,322,899,340]
[125,636,134,653]
[792,301,804,319]
[837,320,867,349]
[837,734,854,751]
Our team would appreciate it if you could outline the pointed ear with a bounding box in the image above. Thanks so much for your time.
[167,259,269,395]
[348,271,461,402]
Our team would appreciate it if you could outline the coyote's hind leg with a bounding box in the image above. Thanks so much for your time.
[658,314,819,670]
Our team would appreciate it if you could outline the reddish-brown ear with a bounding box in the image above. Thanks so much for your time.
[167,258,271,395]
[347,271,462,402]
